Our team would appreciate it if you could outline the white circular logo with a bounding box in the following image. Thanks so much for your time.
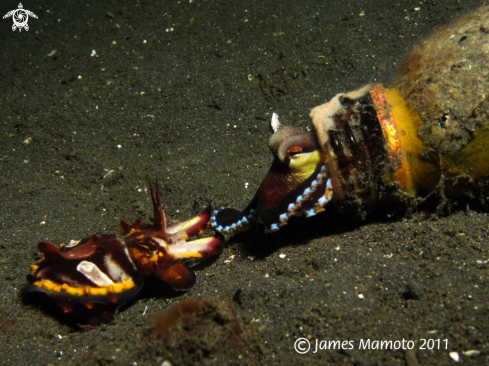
[12,8,28,28]
[294,338,311,354]
[3,3,38,32]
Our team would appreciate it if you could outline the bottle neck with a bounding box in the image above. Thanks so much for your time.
[309,84,441,211]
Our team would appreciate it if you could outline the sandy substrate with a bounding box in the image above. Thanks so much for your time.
[1,0,488,365]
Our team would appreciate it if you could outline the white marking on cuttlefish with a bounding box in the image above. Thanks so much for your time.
[153,237,169,250]
[77,261,114,287]
[104,253,131,282]
[65,239,81,248]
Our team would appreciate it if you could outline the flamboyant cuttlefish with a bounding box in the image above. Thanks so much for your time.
[211,5,489,235]
[27,184,224,324]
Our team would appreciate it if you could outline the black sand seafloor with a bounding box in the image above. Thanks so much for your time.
[1,0,488,365]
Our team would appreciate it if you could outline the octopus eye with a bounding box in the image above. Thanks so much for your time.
[288,146,303,157]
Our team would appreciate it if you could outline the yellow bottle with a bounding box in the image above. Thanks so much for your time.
[312,5,489,209]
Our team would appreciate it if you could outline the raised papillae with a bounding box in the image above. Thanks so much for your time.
[212,5,489,234]
[27,184,224,324]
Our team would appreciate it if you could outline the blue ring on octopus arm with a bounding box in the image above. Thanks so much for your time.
[211,163,333,234]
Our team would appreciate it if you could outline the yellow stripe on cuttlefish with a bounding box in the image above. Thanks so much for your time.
[32,279,136,297]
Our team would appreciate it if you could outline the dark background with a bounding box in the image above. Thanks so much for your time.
[1,0,488,365]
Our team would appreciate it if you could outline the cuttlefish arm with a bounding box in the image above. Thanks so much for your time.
[212,116,334,234]
[121,183,225,290]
